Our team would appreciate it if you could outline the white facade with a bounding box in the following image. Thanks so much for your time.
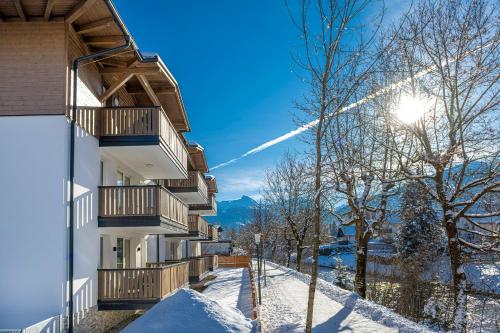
[0,115,102,329]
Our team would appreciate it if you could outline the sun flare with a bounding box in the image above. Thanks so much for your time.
[395,95,427,124]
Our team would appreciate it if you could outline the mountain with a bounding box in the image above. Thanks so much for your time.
[205,195,256,230]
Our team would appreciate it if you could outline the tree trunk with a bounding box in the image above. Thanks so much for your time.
[446,220,467,333]
[354,220,369,298]
[296,241,303,272]
[286,238,292,268]
[305,123,323,332]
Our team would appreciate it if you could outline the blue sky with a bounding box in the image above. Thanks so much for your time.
[115,0,410,201]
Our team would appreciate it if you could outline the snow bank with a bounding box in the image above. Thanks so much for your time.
[265,262,434,333]
[121,288,254,333]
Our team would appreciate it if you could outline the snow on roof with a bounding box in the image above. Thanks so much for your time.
[121,288,254,333]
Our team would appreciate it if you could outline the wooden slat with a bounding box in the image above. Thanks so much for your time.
[83,35,124,46]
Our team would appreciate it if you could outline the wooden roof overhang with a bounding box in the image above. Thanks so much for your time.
[187,144,209,173]
[0,0,190,132]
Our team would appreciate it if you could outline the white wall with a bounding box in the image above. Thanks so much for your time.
[0,115,103,329]
[0,116,69,329]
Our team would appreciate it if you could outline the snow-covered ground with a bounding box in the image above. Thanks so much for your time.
[121,268,256,333]
[121,288,254,333]
[203,268,254,319]
[259,261,433,333]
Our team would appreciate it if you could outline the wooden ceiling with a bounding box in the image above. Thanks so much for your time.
[187,144,209,173]
[0,0,191,132]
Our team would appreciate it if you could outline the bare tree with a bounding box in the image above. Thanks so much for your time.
[287,0,384,330]
[386,1,500,330]
[264,153,314,272]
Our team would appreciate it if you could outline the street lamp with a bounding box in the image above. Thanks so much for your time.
[255,233,262,305]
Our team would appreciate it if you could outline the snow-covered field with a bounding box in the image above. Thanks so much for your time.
[259,262,432,332]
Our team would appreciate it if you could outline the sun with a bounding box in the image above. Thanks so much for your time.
[395,95,427,124]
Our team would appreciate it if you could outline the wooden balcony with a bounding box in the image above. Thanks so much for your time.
[98,185,188,234]
[189,194,217,216]
[205,176,218,194]
[164,171,208,204]
[188,257,211,283]
[97,261,189,310]
[209,225,219,241]
[207,255,219,271]
[78,106,188,179]
[188,215,209,239]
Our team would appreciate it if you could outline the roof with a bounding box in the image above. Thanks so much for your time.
[0,0,191,131]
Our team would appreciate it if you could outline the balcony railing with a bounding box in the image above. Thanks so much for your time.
[97,262,189,306]
[208,255,218,271]
[188,215,209,237]
[189,257,210,282]
[77,106,188,170]
[164,171,208,199]
[98,185,188,227]
[190,194,217,214]
[209,225,219,241]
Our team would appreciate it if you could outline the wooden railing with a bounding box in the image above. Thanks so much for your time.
[189,257,210,279]
[188,215,209,236]
[97,262,189,301]
[208,255,219,270]
[77,106,188,170]
[206,177,217,194]
[164,171,208,199]
[209,225,219,241]
[99,185,188,227]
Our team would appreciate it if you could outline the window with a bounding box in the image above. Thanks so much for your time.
[116,171,124,186]
[116,238,130,269]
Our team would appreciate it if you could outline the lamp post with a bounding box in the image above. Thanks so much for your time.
[255,233,262,305]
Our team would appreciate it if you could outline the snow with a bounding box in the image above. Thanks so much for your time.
[121,288,254,333]
[203,268,254,319]
[307,253,357,269]
[260,262,431,332]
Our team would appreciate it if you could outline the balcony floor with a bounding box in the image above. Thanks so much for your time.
[99,216,188,236]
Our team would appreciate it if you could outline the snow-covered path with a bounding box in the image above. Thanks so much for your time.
[260,262,430,333]
[203,268,254,319]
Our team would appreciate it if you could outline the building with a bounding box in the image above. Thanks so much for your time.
[0,1,219,332]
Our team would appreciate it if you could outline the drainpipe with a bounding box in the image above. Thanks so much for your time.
[68,1,161,330]
[67,2,131,332]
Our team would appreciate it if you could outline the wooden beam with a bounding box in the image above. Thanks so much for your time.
[0,11,4,22]
[83,35,123,46]
[44,0,57,20]
[127,86,176,95]
[13,0,26,21]
[101,67,160,75]
[76,17,114,34]
[66,0,98,24]
[99,73,134,103]
[137,75,161,106]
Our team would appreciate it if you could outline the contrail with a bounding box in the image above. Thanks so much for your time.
[210,40,492,171]
[211,66,432,171]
